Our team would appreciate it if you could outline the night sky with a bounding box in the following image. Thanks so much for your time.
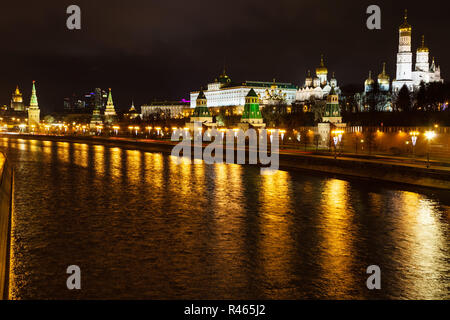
[0,0,447,113]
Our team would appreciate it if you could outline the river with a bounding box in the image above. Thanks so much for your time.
[1,137,449,299]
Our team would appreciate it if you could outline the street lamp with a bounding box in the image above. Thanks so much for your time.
[332,130,344,159]
[424,130,436,168]
[112,126,120,135]
[280,130,286,142]
[96,125,103,135]
[145,126,152,136]
[409,131,419,162]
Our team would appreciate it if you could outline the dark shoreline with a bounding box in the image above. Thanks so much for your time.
[2,133,450,191]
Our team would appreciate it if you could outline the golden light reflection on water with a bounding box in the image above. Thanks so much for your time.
[168,155,193,199]
[109,147,122,181]
[319,179,357,297]
[259,170,295,297]
[126,150,141,185]
[211,164,245,292]
[2,137,449,299]
[146,153,164,189]
[93,145,105,176]
[73,143,88,168]
[17,139,27,151]
[390,191,448,299]
[56,142,70,164]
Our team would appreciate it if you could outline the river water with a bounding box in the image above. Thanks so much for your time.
[1,137,449,299]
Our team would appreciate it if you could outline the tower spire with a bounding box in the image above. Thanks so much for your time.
[30,80,38,107]
[104,88,117,118]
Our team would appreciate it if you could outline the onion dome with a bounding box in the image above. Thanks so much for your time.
[218,68,231,84]
[306,70,312,80]
[316,55,328,76]
[378,63,390,84]
[417,35,429,53]
[330,72,337,82]
[399,9,411,32]
[365,71,374,86]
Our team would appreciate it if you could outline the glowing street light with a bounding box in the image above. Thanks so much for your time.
[112,126,120,135]
[409,131,419,161]
[331,130,344,159]
[280,130,286,142]
[19,124,27,133]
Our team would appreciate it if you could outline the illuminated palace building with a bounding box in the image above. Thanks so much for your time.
[190,69,298,112]
[392,10,443,92]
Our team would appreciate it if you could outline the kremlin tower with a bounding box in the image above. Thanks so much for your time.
[27,81,40,127]
[104,88,117,124]
[241,89,265,128]
[190,90,212,124]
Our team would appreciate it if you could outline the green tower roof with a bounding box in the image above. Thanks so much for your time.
[329,86,336,95]
[107,88,114,105]
[197,90,206,99]
[30,80,38,107]
[246,88,258,97]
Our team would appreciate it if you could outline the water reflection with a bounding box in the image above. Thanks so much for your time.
[0,138,448,300]
[319,179,357,299]
[258,171,296,298]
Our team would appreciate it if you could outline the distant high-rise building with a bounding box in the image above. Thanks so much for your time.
[64,94,86,111]
[84,89,108,111]
[90,88,103,129]
[11,86,25,111]
[28,81,40,127]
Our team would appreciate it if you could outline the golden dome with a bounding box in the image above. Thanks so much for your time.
[399,9,412,32]
[316,55,328,76]
[365,71,374,86]
[306,70,312,79]
[417,35,429,53]
[378,63,390,84]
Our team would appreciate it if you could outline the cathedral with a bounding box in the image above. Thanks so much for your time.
[296,55,341,103]
[392,10,443,93]
[11,86,25,111]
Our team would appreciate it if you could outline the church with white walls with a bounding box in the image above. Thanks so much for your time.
[392,10,443,93]
[296,55,341,103]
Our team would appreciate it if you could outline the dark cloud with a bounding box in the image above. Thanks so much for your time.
[0,0,447,112]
